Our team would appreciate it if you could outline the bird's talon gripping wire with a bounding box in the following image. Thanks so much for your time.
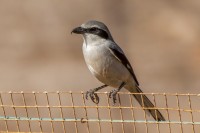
[86,90,99,104]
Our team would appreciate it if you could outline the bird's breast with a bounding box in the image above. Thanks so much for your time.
[82,43,112,77]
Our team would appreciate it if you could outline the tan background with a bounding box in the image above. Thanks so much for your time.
[0,0,200,132]
[0,0,200,92]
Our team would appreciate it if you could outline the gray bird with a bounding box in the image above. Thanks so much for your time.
[71,20,165,121]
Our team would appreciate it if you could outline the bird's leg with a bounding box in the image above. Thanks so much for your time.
[86,84,108,104]
[109,82,126,105]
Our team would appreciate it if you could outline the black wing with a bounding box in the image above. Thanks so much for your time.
[108,45,139,86]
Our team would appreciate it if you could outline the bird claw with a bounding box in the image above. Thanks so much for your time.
[86,90,99,104]
[109,89,118,105]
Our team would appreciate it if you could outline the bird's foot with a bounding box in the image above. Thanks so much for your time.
[109,89,119,105]
[85,85,108,104]
[86,89,99,104]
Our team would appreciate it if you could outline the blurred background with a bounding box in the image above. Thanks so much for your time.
[0,0,200,92]
[0,0,200,132]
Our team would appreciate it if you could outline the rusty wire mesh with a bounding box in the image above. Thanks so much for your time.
[0,91,200,133]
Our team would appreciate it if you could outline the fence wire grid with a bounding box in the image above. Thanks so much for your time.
[0,91,200,133]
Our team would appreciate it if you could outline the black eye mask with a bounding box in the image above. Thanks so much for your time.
[87,27,109,39]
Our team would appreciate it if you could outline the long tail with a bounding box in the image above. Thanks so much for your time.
[130,86,165,121]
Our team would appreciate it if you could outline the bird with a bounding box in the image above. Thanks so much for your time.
[71,20,165,121]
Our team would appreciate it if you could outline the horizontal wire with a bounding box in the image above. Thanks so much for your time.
[0,116,199,125]
[0,91,200,96]
[0,105,199,112]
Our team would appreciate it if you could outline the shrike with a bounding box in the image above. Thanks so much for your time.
[71,20,165,121]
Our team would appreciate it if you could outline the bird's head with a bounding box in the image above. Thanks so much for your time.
[71,20,114,42]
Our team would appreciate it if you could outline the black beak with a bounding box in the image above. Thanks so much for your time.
[71,27,85,34]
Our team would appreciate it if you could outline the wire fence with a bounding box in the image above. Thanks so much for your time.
[0,91,200,133]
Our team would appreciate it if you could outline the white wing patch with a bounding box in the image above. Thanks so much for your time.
[127,64,131,70]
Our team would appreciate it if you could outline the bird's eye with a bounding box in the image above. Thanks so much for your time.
[90,27,98,32]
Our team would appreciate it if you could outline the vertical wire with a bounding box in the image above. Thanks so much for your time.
[21,92,31,132]
[140,93,148,133]
[118,93,125,133]
[152,93,160,133]
[128,93,136,132]
[176,94,183,133]
[57,91,66,133]
[164,94,172,133]
[0,93,8,132]
[93,93,102,133]
[70,92,78,133]
[81,92,90,133]
[10,92,20,132]
[45,92,54,133]
[33,92,43,132]
[106,93,114,133]
[188,94,195,133]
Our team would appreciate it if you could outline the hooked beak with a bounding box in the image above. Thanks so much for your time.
[71,27,86,34]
